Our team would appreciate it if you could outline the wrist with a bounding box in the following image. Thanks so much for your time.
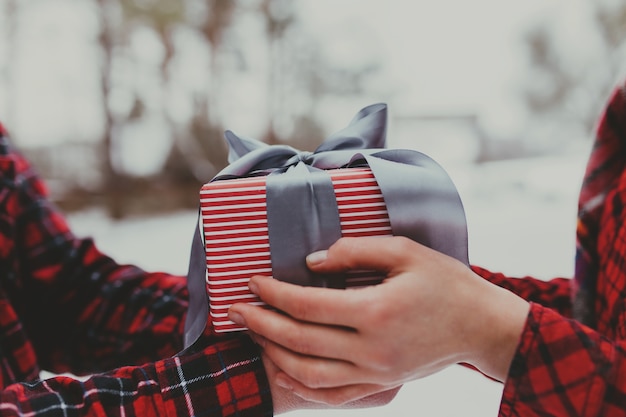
[466,279,530,382]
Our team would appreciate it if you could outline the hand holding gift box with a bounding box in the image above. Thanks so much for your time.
[184,103,469,343]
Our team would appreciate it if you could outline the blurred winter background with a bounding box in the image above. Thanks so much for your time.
[2,0,626,415]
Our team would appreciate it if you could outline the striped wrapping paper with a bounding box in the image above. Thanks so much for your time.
[201,167,393,332]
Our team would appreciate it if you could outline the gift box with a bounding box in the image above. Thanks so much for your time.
[183,103,469,344]
[202,167,393,332]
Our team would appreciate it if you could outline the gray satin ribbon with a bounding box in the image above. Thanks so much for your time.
[182,218,208,350]
[359,151,468,263]
[266,163,344,288]
[183,102,468,348]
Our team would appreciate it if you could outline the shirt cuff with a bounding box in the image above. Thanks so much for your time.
[498,303,611,417]
[157,336,273,417]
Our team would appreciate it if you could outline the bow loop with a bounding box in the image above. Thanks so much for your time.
[218,103,388,178]
[320,102,387,151]
[224,130,268,164]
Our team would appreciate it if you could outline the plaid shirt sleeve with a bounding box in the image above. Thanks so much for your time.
[0,123,273,416]
[470,266,573,318]
[1,337,272,417]
[10,142,186,374]
[0,338,272,417]
[499,303,626,417]
[471,261,626,417]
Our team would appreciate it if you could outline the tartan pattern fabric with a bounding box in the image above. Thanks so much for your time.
[0,338,270,417]
[574,85,626,327]
[472,81,626,416]
[499,305,626,417]
[0,124,272,416]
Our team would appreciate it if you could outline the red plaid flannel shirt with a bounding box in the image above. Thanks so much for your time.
[472,83,626,416]
[0,123,272,416]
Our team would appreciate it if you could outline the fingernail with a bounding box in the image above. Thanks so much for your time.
[228,310,246,326]
[248,278,260,295]
[276,374,293,390]
[306,250,328,266]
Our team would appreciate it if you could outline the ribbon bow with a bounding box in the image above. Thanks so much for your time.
[183,103,469,349]
[218,102,389,177]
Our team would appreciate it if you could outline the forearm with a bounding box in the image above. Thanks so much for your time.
[5,140,191,372]
[456,279,527,384]
[18,231,191,375]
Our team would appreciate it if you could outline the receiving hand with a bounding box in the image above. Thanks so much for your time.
[229,236,529,406]
[265,350,400,413]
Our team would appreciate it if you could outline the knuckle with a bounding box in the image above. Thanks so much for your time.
[390,235,414,253]
[332,237,352,252]
[331,238,359,269]
[288,299,312,321]
[246,309,278,335]
[299,365,325,389]
[364,296,394,326]
[283,328,313,355]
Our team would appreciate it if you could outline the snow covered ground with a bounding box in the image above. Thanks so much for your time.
[65,147,589,416]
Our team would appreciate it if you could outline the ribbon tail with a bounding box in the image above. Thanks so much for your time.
[361,151,469,265]
[183,211,209,349]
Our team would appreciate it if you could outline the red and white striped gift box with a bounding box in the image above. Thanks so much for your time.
[201,167,393,332]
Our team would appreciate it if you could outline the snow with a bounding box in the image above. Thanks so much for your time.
[65,148,588,416]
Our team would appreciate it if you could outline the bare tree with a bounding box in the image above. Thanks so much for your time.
[185,0,236,175]
[3,0,18,130]
[201,0,236,126]
[259,0,295,144]
[119,0,187,84]
[521,2,626,141]
[95,0,126,217]
[121,0,188,174]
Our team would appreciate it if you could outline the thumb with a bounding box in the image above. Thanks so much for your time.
[306,236,413,274]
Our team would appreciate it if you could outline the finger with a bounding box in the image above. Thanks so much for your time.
[229,302,362,363]
[307,236,417,274]
[261,337,374,388]
[245,275,369,328]
[275,371,401,407]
